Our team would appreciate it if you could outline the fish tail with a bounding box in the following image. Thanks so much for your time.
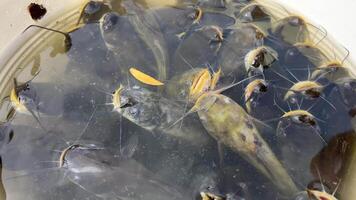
[255,142,299,196]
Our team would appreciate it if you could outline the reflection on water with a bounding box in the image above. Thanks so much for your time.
[0,0,355,199]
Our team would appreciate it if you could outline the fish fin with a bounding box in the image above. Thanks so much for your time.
[176,32,186,39]
[6,108,16,121]
[217,141,225,168]
[251,116,273,133]
[4,167,60,181]
[120,134,139,158]
[27,108,47,133]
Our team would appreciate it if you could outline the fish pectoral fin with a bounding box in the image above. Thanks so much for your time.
[6,107,16,121]
[217,141,225,168]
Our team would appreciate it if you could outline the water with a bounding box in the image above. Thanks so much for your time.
[0,0,355,199]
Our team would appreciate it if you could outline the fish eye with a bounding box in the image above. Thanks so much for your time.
[259,84,268,92]
[101,12,119,32]
[305,88,321,99]
[18,95,25,102]
[252,52,265,68]
[288,17,304,26]
[24,84,30,91]
[298,115,316,126]
[120,96,137,109]
[288,96,298,104]
[128,107,139,117]
[285,47,300,61]
[241,10,253,22]
[84,1,103,15]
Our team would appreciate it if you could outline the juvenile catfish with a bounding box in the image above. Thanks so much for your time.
[194,92,298,197]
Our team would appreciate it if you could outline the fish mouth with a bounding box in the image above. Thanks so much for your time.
[306,189,324,200]
[100,12,120,33]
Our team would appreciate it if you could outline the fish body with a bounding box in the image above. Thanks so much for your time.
[0,157,5,200]
[65,144,187,200]
[115,85,210,146]
[100,12,157,77]
[165,68,221,103]
[196,92,298,196]
[100,1,169,82]
[217,24,265,78]
[123,0,169,81]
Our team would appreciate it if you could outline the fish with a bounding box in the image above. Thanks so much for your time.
[76,0,112,25]
[236,3,272,24]
[244,79,269,113]
[8,78,48,131]
[201,192,224,200]
[113,84,211,146]
[5,137,186,200]
[173,25,225,73]
[306,167,340,200]
[244,46,278,76]
[63,140,188,200]
[310,131,355,196]
[271,67,336,110]
[217,24,266,78]
[123,0,169,82]
[166,67,222,103]
[284,81,323,101]
[0,157,6,200]
[0,123,14,153]
[311,61,351,82]
[100,1,169,83]
[271,15,310,45]
[195,92,298,196]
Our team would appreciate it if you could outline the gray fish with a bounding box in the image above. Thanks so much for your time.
[0,157,6,200]
[100,2,169,82]
[0,123,13,153]
[114,85,211,146]
[217,24,265,78]
[64,141,188,200]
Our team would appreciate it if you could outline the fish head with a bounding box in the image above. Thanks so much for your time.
[64,143,107,173]
[307,189,337,200]
[115,86,160,130]
[14,83,38,111]
[83,1,103,15]
[99,12,131,50]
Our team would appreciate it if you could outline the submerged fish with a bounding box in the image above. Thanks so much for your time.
[100,1,169,82]
[165,67,221,103]
[113,85,211,146]
[217,24,265,78]
[195,92,298,196]
[64,142,187,200]
[0,157,5,200]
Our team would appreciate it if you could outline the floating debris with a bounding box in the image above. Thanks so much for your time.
[129,67,164,86]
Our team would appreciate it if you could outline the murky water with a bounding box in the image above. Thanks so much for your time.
[0,0,355,199]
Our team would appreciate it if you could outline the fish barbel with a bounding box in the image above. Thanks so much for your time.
[196,92,298,196]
